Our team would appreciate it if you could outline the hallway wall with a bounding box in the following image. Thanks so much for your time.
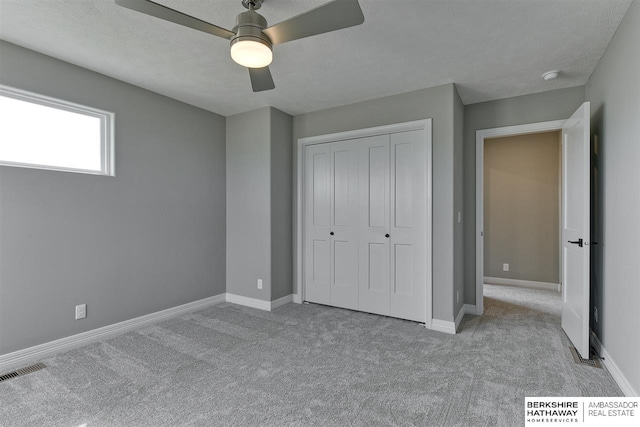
[585,0,640,396]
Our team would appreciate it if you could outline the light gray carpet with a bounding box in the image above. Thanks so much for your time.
[0,285,622,426]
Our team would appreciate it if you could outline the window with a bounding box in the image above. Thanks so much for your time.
[0,86,114,176]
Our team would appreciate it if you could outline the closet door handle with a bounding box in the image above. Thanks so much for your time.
[330,232,334,236]
[385,234,390,238]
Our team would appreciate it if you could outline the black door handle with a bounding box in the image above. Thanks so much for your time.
[568,238,583,247]
[330,232,334,236]
[385,234,390,238]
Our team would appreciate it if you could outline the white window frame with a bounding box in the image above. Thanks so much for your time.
[0,85,115,176]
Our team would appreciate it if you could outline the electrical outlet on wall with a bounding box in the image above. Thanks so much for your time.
[75,304,86,320]
[257,279,263,290]
[456,291,459,303]
[503,263,509,272]
[594,306,598,323]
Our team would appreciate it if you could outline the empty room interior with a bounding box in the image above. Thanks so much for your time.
[0,0,639,425]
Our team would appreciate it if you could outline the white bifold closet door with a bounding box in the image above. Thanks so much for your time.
[358,135,390,315]
[304,129,427,322]
[358,131,427,322]
[304,140,359,310]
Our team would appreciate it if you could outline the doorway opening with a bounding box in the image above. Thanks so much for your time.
[484,130,562,287]
[475,120,566,315]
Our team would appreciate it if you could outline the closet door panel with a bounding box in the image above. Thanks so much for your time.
[304,125,429,324]
[358,135,390,316]
[394,142,414,228]
[368,145,387,227]
[393,244,413,296]
[304,144,331,305]
[367,242,388,292]
[389,130,427,322]
[330,141,359,310]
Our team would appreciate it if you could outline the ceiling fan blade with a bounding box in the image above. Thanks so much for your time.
[263,0,364,45]
[115,0,235,40]
[249,67,275,92]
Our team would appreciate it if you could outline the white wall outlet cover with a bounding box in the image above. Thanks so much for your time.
[503,263,509,271]
[257,279,263,290]
[75,304,87,320]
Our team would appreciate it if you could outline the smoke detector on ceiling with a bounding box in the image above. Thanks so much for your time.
[542,70,560,81]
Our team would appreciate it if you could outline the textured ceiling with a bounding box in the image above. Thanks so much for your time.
[0,0,633,116]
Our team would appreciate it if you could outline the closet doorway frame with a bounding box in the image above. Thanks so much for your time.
[295,119,433,328]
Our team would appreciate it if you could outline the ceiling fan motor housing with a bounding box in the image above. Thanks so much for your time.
[231,10,272,49]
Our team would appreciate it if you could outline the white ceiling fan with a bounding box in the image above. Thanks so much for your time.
[115,0,365,92]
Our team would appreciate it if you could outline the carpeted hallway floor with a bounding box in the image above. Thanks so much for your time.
[0,285,622,426]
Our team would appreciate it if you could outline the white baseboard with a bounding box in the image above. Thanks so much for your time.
[224,293,295,311]
[484,276,561,292]
[430,318,456,334]
[464,304,478,315]
[590,330,638,397]
[270,294,293,310]
[432,305,480,334]
[0,293,226,374]
[225,293,271,311]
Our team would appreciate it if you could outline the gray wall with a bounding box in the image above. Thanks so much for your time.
[294,84,458,321]
[270,109,293,301]
[463,86,585,305]
[226,107,293,302]
[226,108,272,301]
[586,0,639,395]
[483,132,560,283]
[453,88,465,315]
[0,41,227,355]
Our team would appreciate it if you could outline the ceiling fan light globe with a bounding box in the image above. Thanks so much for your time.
[230,39,273,68]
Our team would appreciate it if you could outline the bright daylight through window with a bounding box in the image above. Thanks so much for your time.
[0,86,114,175]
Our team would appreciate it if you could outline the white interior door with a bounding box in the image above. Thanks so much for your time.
[389,130,427,322]
[330,140,359,310]
[358,135,391,316]
[561,102,591,359]
[304,143,331,305]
